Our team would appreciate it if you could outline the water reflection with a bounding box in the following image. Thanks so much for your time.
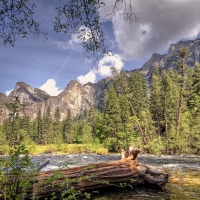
[91,170,200,200]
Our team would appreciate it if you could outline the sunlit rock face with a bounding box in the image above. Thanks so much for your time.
[0,92,11,124]
[139,38,200,83]
[0,78,111,123]
[8,82,51,104]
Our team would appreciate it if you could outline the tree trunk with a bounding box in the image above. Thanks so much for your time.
[27,158,168,199]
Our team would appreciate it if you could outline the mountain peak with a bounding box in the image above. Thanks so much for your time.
[140,37,200,82]
[8,81,49,104]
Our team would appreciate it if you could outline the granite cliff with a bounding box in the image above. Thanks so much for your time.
[0,77,111,124]
[139,38,200,82]
[1,38,200,124]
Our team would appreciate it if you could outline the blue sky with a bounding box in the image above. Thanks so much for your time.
[1,0,200,96]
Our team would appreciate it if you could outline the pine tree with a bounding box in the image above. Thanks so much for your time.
[118,94,133,149]
[150,67,163,140]
[95,113,106,143]
[103,84,123,151]
[87,105,99,138]
[161,70,179,152]
[188,62,200,153]
[62,109,73,143]
[176,47,190,151]
[42,106,53,144]
[53,107,62,143]
[128,71,149,116]
[128,71,153,150]
[19,115,32,142]
[34,109,43,144]
[3,119,13,145]
[111,68,146,146]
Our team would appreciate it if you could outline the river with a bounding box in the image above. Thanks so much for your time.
[31,153,200,200]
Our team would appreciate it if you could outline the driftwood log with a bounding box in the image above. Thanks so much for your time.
[24,148,168,199]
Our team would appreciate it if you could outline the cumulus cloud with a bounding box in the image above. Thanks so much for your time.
[77,71,96,85]
[77,53,124,84]
[5,90,12,96]
[98,53,124,76]
[100,0,200,60]
[39,79,63,96]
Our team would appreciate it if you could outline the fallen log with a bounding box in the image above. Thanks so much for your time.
[26,150,168,199]
[0,148,168,199]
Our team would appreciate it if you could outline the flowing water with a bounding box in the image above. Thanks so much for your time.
[31,153,200,200]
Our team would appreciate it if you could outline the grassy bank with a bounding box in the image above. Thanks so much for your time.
[0,143,109,155]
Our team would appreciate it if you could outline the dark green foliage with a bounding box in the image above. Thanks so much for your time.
[87,105,99,138]
[34,108,43,144]
[160,70,179,152]
[150,67,162,134]
[128,71,149,116]
[102,84,123,151]
[0,0,47,46]
[188,62,200,153]
[53,107,62,142]
[62,109,74,143]
[118,94,133,149]
[175,47,191,151]
[42,106,53,144]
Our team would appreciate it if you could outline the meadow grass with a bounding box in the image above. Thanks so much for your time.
[23,143,109,155]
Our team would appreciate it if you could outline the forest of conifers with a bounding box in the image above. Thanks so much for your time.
[0,47,200,154]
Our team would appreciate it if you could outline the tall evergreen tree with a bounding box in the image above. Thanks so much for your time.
[128,71,149,116]
[103,84,123,151]
[161,70,179,152]
[188,62,200,153]
[62,109,73,143]
[176,47,190,151]
[128,71,153,150]
[19,115,32,141]
[42,106,53,144]
[34,109,43,144]
[111,68,146,146]
[150,67,163,140]
[53,107,62,143]
[87,105,99,138]
[118,94,133,149]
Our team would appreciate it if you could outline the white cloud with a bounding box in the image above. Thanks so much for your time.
[100,0,200,60]
[57,26,93,51]
[98,53,124,76]
[39,79,63,96]
[69,33,82,45]
[77,53,124,84]
[77,71,96,85]
[5,90,12,96]
[69,26,92,45]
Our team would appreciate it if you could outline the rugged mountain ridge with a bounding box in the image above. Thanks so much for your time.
[1,38,200,124]
[0,77,111,124]
[139,38,200,81]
